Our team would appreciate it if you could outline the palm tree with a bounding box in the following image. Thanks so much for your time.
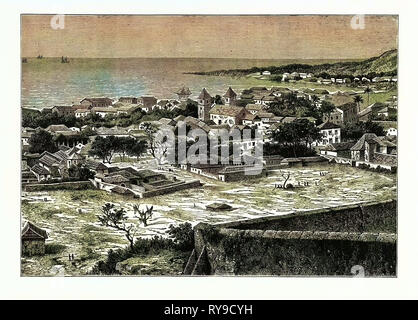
[311,95,320,107]
[353,95,363,113]
[364,87,372,106]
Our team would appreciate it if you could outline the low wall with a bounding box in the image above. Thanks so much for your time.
[189,200,397,276]
[220,200,397,233]
[24,180,95,192]
[143,180,202,198]
[193,226,396,276]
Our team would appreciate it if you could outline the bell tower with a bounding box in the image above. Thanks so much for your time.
[197,88,212,121]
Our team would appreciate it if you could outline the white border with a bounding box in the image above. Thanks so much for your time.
[1,0,418,300]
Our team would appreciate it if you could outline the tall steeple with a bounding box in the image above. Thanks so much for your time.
[223,87,237,105]
[197,88,212,121]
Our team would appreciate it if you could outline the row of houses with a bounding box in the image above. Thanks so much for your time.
[22,145,84,183]
[320,133,397,171]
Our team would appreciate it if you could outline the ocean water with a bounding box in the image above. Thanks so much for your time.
[21,57,347,109]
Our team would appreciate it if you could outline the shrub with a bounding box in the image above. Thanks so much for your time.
[45,243,66,254]
[91,222,195,275]
[167,222,194,251]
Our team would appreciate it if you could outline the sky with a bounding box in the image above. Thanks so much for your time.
[21,15,398,59]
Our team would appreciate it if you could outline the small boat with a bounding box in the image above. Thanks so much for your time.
[206,202,234,211]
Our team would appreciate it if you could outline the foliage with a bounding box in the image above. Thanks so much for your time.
[271,119,321,157]
[191,49,398,78]
[129,139,148,160]
[213,95,224,105]
[263,142,317,158]
[133,205,154,227]
[68,164,95,181]
[319,100,336,119]
[167,222,194,251]
[267,93,320,118]
[88,136,119,163]
[22,109,79,129]
[142,122,169,164]
[28,129,58,153]
[91,222,195,275]
[98,203,136,250]
[341,121,385,141]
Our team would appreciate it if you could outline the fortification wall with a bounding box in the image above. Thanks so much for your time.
[190,200,397,276]
[24,180,95,191]
[142,180,202,198]
[217,200,396,233]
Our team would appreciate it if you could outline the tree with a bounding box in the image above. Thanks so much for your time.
[68,164,95,181]
[181,101,198,118]
[353,95,363,113]
[28,129,58,154]
[88,136,119,163]
[129,140,147,160]
[319,100,336,120]
[272,119,320,157]
[116,136,136,161]
[133,205,154,227]
[142,122,168,164]
[98,203,136,251]
[364,87,372,106]
[213,95,224,105]
[341,121,385,141]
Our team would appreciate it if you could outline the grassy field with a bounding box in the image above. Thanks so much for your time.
[21,162,397,276]
[248,76,397,110]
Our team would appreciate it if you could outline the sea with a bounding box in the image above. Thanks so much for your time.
[21,57,348,109]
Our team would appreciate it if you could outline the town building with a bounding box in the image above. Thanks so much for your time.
[223,87,237,105]
[139,96,158,113]
[209,105,251,127]
[52,105,76,117]
[21,221,48,256]
[91,107,118,118]
[350,133,397,171]
[80,97,113,108]
[320,141,355,158]
[197,88,213,122]
[350,133,396,162]
[118,97,138,104]
[316,122,341,146]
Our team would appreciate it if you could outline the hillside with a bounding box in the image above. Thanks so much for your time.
[189,49,398,77]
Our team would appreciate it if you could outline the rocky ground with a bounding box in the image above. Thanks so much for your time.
[21,161,397,276]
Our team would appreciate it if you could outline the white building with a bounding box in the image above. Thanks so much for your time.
[386,128,397,137]
[315,122,341,146]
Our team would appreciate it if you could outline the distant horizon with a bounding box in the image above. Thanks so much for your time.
[21,15,398,60]
[22,56,368,60]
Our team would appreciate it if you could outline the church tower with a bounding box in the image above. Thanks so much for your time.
[223,87,237,105]
[197,88,212,122]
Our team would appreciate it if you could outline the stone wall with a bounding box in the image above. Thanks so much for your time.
[22,239,45,256]
[142,180,202,198]
[24,180,95,192]
[221,200,396,233]
[189,200,397,276]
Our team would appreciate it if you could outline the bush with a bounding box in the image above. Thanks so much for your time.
[91,222,195,275]
[167,222,194,251]
[45,243,66,254]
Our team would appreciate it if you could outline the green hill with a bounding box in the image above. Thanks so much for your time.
[190,49,398,78]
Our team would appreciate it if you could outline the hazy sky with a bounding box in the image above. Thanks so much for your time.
[21,15,398,59]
